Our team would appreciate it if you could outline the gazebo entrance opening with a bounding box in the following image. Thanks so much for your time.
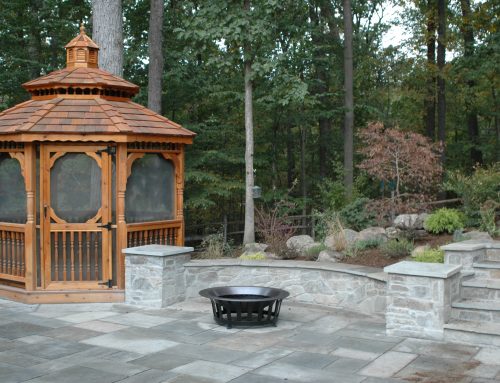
[41,144,114,290]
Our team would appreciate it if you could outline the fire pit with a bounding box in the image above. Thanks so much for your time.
[199,286,289,329]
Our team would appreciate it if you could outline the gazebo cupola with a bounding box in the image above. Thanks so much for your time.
[0,26,194,304]
[65,24,99,69]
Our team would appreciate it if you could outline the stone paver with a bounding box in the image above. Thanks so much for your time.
[0,297,499,383]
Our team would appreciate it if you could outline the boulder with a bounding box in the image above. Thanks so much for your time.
[394,213,428,230]
[411,245,430,258]
[385,226,401,240]
[317,250,344,263]
[243,242,268,253]
[463,231,493,241]
[357,227,387,243]
[325,229,358,250]
[286,235,315,254]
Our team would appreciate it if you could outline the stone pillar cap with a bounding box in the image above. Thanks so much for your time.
[384,261,462,278]
[123,244,194,257]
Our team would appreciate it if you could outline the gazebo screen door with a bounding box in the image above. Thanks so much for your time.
[40,144,113,290]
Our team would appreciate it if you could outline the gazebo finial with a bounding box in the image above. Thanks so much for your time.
[80,22,86,35]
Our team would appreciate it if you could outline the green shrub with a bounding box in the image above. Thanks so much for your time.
[353,238,383,250]
[239,252,267,260]
[445,164,500,226]
[424,208,465,234]
[339,198,375,231]
[306,243,327,258]
[414,248,444,263]
[381,239,414,258]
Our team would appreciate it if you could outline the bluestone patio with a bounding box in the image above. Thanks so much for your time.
[0,297,499,383]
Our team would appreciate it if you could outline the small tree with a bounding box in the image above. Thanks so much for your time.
[358,122,443,198]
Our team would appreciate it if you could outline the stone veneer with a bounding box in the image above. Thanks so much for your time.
[184,259,387,315]
[124,245,193,308]
[384,261,462,340]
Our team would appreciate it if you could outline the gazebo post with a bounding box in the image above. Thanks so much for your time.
[116,142,128,290]
[24,143,37,291]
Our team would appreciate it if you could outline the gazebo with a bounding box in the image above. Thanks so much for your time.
[0,26,195,303]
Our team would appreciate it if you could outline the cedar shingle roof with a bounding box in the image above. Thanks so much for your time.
[0,98,194,137]
[22,67,139,94]
[0,27,195,141]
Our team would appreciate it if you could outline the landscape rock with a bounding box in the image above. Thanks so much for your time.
[394,213,428,230]
[411,245,430,258]
[325,229,358,250]
[358,227,387,243]
[385,226,401,240]
[317,250,344,263]
[463,231,493,241]
[243,242,268,253]
[286,235,315,254]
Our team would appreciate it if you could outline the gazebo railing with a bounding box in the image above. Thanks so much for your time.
[0,223,26,283]
[126,219,182,247]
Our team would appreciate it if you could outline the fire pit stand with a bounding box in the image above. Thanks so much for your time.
[199,286,289,329]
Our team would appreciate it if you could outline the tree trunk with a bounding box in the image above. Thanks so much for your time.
[300,126,307,223]
[425,0,436,140]
[460,0,482,166]
[437,0,446,164]
[243,0,255,245]
[91,0,123,76]
[343,0,354,198]
[147,0,165,114]
[309,3,332,178]
[287,124,295,188]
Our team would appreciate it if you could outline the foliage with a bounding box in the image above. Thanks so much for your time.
[381,238,414,258]
[414,248,445,263]
[325,215,347,252]
[306,243,327,259]
[358,122,443,198]
[424,208,465,234]
[479,200,499,236]
[445,164,500,226]
[199,232,232,259]
[353,238,383,250]
[339,198,375,231]
[255,201,296,259]
[239,252,267,260]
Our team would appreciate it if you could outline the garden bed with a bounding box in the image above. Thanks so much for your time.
[341,233,454,268]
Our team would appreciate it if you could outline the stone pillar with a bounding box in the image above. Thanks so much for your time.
[441,240,487,272]
[123,244,193,308]
[384,261,462,340]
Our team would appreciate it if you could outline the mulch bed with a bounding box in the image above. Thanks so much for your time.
[341,233,454,268]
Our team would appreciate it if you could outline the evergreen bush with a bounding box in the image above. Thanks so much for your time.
[424,208,465,234]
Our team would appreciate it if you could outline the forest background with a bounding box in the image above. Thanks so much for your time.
[0,0,498,240]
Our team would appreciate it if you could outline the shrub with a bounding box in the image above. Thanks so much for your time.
[479,200,499,236]
[445,164,500,226]
[306,243,327,259]
[199,232,232,259]
[326,215,347,252]
[381,238,414,258]
[339,198,375,231]
[255,201,296,258]
[239,252,267,260]
[353,238,383,250]
[414,248,444,263]
[424,208,465,234]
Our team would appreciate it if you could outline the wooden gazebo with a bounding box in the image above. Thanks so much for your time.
[0,26,195,303]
